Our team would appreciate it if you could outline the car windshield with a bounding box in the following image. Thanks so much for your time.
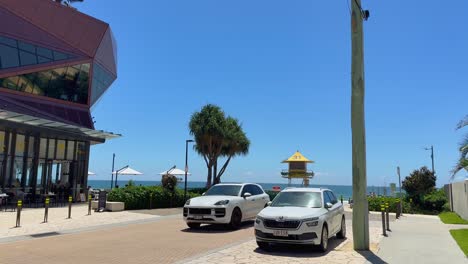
[270,192,322,208]
[204,185,241,196]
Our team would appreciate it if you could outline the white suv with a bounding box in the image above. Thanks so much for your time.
[255,188,345,252]
[184,183,270,229]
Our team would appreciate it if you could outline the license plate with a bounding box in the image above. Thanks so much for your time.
[273,230,289,237]
[194,215,203,220]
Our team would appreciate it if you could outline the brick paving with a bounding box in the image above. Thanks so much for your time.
[0,217,256,264]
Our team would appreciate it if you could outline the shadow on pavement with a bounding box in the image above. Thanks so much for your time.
[253,237,347,258]
[181,220,254,233]
[356,250,388,264]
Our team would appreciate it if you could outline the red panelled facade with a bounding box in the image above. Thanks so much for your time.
[0,0,118,202]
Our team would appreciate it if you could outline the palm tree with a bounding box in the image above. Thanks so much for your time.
[189,104,250,188]
[189,104,226,188]
[452,115,468,178]
[213,117,250,184]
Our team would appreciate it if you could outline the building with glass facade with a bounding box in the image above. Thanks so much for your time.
[0,0,119,202]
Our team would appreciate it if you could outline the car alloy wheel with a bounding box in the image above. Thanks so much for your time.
[319,226,328,252]
[337,217,346,239]
[229,208,242,230]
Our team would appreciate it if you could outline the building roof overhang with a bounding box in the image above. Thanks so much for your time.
[0,109,120,143]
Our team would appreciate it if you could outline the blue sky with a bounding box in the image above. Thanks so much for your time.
[78,0,467,186]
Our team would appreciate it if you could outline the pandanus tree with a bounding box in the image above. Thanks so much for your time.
[452,115,468,178]
[189,104,250,188]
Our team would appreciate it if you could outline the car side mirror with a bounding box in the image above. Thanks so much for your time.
[243,192,252,198]
[267,201,272,206]
[202,192,206,196]
[325,202,333,209]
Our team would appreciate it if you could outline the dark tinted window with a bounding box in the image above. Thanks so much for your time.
[251,185,264,195]
[271,192,322,208]
[0,63,90,104]
[328,191,338,204]
[323,191,332,205]
[205,185,241,196]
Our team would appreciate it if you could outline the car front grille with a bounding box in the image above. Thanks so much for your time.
[263,219,301,229]
[188,208,211,215]
[255,230,317,240]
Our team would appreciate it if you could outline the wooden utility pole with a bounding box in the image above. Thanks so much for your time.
[351,0,370,250]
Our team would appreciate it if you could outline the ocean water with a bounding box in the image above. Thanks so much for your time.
[88,180,393,200]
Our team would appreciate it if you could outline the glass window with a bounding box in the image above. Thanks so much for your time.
[0,76,19,90]
[205,185,241,196]
[56,140,65,160]
[252,185,264,195]
[0,36,17,47]
[53,50,68,60]
[0,64,90,104]
[18,41,35,53]
[324,192,332,205]
[19,50,37,66]
[28,137,35,158]
[39,138,47,159]
[271,192,322,208]
[48,139,56,160]
[327,191,338,204]
[91,63,115,104]
[66,140,75,160]
[36,47,53,59]
[0,44,20,68]
[0,131,5,154]
[37,56,52,64]
[15,134,25,156]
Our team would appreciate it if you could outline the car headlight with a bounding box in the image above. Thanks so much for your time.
[214,200,230,205]
[185,199,191,205]
[255,216,264,224]
[304,217,319,227]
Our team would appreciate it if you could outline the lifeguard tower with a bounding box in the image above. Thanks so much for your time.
[281,151,315,186]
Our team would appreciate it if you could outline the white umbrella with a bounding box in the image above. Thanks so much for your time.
[113,167,143,175]
[158,168,191,176]
[112,166,143,187]
[88,171,96,175]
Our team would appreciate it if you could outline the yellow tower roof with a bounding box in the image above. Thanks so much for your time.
[282,151,314,163]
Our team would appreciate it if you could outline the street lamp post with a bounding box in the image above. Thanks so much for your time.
[184,139,194,201]
[424,145,435,175]
[111,153,115,189]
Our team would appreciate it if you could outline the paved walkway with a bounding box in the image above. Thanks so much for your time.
[377,214,468,264]
[0,204,157,239]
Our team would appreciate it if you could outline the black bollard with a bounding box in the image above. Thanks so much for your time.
[15,200,22,227]
[44,197,49,223]
[88,194,92,216]
[149,193,153,209]
[340,195,343,204]
[381,204,387,236]
[68,196,72,219]
[386,202,391,231]
[395,199,400,219]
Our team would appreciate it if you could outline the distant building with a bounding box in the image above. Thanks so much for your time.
[281,151,315,186]
[0,0,119,201]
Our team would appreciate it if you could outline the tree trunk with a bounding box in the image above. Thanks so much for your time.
[206,163,212,189]
[216,156,232,183]
[213,159,218,185]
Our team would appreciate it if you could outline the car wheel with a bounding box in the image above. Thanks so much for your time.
[187,223,201,229]
[257,241,270,251]
[319,225,328,252]
[229,207,242,230]
[336,216,346,239]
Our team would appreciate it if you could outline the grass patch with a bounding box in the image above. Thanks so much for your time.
[439,212,468,224]
[450,229,468,256]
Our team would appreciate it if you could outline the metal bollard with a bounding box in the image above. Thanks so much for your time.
[88,194,92,216]
[149,193,153,209]
[340,195,343,204]
[381,204,387,236]
[395,199,400,219]
[386,202,391,231]
[16,200,23,227]
[68,196,72,219]
[44,197,50,223]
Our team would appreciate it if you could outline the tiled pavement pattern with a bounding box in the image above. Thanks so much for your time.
[0,204,157,239]
[183,221,384,264]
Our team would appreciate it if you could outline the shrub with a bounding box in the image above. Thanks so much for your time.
[107,185,200,210]
[161,175,178,191]
[367,196,410,213]
[423,188,447,212]
[265,190,279,201]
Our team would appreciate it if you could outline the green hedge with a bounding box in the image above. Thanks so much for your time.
[367,196,411,213]
[265,190,280,201]
[107,186,200,210]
